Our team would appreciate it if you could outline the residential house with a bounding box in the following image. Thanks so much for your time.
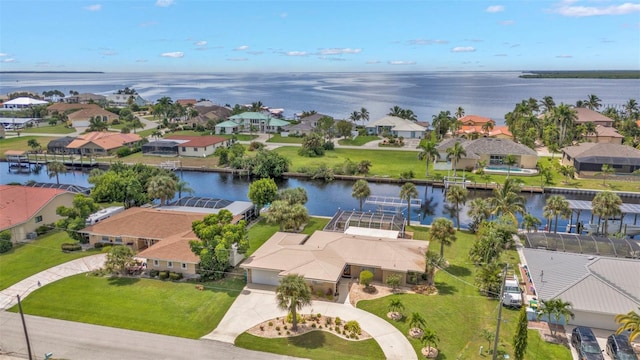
[0,117,40,130]
[561,142,640,175]
[0,185,76,242]
[47,136,77,154]
[284,113,330,136]
[136,230,201,276]
[66,131,142,155]
[2,97,48,110]
[573,107,615,127]
[365,116,426,139]
[47,103,99,115]
[176,99,197,107]
[583,125,623,144]
[162,135,229,157]
[522,248,640,331]
[106,93,147,107]
[241,230,427,295]
[436,138,538,171]
[455,114,512,139]
[217,111,289,134]
[64,93,106,104]
[66,106,119,128]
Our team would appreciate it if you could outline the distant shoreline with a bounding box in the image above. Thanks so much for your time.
[520,70,640,79]
[0,71,104,74]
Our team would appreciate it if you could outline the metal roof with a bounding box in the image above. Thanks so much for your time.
[566,199,640,214]
[523,232,640,258]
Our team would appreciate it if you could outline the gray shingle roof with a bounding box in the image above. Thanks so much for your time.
[464,138,537,156]
[562,143,640,166]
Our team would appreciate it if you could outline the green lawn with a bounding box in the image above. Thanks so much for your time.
[246,217,329,256]
[235,331,385,360]
[337,136,380,146]
[357,229,572,360]
[10,275,245,339]
[0,136,57,158]
[266,134,304,144]
[0,231,99,290]
[168,131,257,142]
[20,124,75,134]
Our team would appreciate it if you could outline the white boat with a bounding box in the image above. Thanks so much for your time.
[586,221,640,236]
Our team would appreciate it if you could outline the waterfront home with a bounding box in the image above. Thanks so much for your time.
[573,107,615,127]
[583,125,623,144]
[106,93,148,107]
[437,137,538,171]
[365,115,426,139]
[47,102,100,115]
[64,93,106,104]
[216,111,289,134]
[65,131,142,155]
[241,230,427,295]
[455,114,512,139]
[47,136,77,154]
[142,135,229,157]
[66,106,119,128]
[176,99,197,107]
[284,113,332,135]
[2,97,48,110]
[0,185,75,242]
[561,142,640,175]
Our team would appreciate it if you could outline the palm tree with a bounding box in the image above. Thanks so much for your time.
[424,250,445,286]
[543,195,571,233]
[615,307,640,343]
[445,185,468,230]
[146,175,178,206]
[446,142,466,177]
[250,101,263,112]
[176,180,193,199]
[598,164,615,187]
[28,139,41,163]
[349,111,361,124]
[409,312,427,333]
[503,154,517,178]
[455,106,465,119]
[47,161,67,184]
[388,298,405,317]
[420,329,440,356]
[490,179,526,224]
[540,96,556,114]
[359,107,369,125]
[400,182,419,226]
[352,179,371,212]
[551,104,577,146]
[539,299,575,336]
[388,105,403,117]
[467,198,491,231]
[559,165,576,184]
[275,274,312,331]
[522,213,542,233]
[624,99,639,120]
[592,191,622,236]
[417,138,439,178]
[481,120,494,135]
[427,217,456,258]
[584,94,602,110]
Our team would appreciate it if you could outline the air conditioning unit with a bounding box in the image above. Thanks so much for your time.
[26,232,37,240]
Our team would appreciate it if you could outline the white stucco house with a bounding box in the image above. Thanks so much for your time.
[365,116,426,139]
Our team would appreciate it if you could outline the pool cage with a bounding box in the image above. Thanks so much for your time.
[324,210,405,237]
[168,196,233,209]
[523,232,640,258]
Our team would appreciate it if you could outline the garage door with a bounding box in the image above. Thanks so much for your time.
[569,310,617,331]
[251,270,281,286]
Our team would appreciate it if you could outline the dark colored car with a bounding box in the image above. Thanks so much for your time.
[571,326,604,360]
[606,333,638,360]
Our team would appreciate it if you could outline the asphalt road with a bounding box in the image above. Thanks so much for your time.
[0,312,299,360]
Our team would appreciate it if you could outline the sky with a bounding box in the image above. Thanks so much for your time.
[0,0,639,72]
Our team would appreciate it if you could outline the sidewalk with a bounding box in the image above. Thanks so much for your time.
[0,254,106,310]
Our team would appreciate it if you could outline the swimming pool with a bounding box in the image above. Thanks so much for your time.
[484,165,538,176]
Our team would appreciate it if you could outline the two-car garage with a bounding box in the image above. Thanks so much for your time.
[249,269,281,286]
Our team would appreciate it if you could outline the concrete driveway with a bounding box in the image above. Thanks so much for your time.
[203,284,418,360]
[565,327,621,360]
[0,254,106,310]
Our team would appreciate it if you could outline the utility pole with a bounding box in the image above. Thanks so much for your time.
[17,295,33,360]
[492,264,509,360]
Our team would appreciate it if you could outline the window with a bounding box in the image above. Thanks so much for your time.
[35,215,43,223]
[193,147,198,151]
[167,261,173,268]
[182,147,186,152]
[153,260,159,266]
[181,263,187,270]
[115,236,122,243]
[102,235,109,242]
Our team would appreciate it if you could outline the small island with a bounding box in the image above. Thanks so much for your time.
[520,70,640,79]
[0,71,104,74]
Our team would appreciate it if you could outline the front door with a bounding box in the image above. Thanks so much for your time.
[342,264,351,278]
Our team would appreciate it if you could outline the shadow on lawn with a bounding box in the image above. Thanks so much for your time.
[287,330,326,349]
[446,264,471,277]
[107,277,140,286]
[434,281,457,295]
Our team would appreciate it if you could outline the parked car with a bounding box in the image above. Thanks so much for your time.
[606,333,638,360]
[571,326,604,360]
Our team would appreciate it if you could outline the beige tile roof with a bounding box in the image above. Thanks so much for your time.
[242,231,427,282]
[366,116,427,132]
[67,131,142,150]
[573,107,615,125]
[137,230,200,263]
[80,207,207,240]
[67,107,119,122]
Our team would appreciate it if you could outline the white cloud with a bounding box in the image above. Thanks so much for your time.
[136,59,148,63]
[234,45,249,51]
[227,58,248,61]
[280,12,288,18]
[552,1,640,17]
[499,20,515,25]
[556,54,573,58]
[155,0,174,7]
[452,46,476,52]
[2,58,16,63]
[319,48,362,55]
[486,5,505,13]
[408,39,449,45]
[84,4,102,11]
[286,51,308,56]
[161,52,184,58]
[0,53,7,57]
[366,60,381,64]
[195,41,207,46]
[388,60,416,65]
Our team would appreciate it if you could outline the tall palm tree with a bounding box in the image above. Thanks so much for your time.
[543,195,571,233]
[47,161,67,185]
[584,94,602,110]
[624,99,639,120]
[503,154,517,178]
[480,120,494,135]
[176,180,194,199]
[351,179,371,212]
[522,213,542,233]
[424,250,445,286]
[275,274,312,331]
[490,179,526,224]
[427,217,456,258]
[467,198,492,231]
[417,138,439,178]
[445,185,468,230]
[400,182,419,226]
[146,175,178,206]
[349,110,361,124]
[592,191,622,236]
[598,164,615,187]
[388,105,403,117]
[359,107,369,125]
[551,104,577,146]
[455,106,465,119]
[615,307,640,343]
[540,96,556,114]
[446,142,467,177]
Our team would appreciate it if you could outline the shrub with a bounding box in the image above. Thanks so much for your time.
[158,271,169,280]
[169,272,183,280]
[317,313,322,319]
[116,147,132,158]
[149,269,159,278]
[35,224,53,235]
[359,270,373,287]
[0,230,11,242]
[286,331,290,335]
[268,321,273,327]
[323,141,335,150]
[284,325,288,330]
[94,242,106,249]
[61,243,82,252]
[400,170,415,179]
[325,317,332,325]
[344,320,362,335]
[286,312,303,324]
[259,325,264,331]
[248,141,265,151]
[0,240,12,254]
[275,326,280,331]
[311,323,316,328]
[335,317,342,326]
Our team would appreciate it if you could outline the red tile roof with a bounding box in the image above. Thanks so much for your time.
[459,115,494,126]
[176,99,197,106]
[165,135,227,147]
[0,185,68,230]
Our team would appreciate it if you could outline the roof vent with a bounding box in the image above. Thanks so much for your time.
[587,256,595,260]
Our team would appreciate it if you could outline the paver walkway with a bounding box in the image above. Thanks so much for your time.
[0,254,106,310]
[203,284,418,360]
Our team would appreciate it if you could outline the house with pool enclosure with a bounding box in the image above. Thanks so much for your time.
[437,138,538,174]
